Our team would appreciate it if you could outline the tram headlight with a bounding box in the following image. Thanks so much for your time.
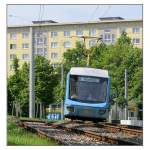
[66,106,75,113]
[99,109,106,114]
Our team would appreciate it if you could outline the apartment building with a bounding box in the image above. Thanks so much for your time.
[7,17,143,75]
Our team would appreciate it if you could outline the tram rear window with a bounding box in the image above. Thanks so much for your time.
[69,75,108,103]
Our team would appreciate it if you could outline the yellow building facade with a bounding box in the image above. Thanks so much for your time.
[7,18,143,75]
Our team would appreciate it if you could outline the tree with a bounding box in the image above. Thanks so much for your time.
[7,82,14,115]
[34,55,57,118]
[8,58,22,117]
[90,43,108,68]
[92,32,143,108]
[8,55,57,118]
[19,62,29,116]
[117,31,132,46]
[63,41,87,70]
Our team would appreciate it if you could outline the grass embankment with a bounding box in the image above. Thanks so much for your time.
[7,117,58,146]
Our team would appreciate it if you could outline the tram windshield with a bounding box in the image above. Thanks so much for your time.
[69,75,108,103]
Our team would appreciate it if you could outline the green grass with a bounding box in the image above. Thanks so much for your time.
[7,117,59,146]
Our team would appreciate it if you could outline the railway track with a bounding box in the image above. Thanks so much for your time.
[17,119,143,146]
[19,121,109,145]
[97,122,143,136]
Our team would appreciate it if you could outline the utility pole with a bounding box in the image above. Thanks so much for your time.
[70,36,102,67]
[124,69,128,120]
[61,63,64,120]
[82,37,90,67]
[29,27,35,118]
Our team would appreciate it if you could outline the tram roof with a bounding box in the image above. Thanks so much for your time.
[70,67,109,78]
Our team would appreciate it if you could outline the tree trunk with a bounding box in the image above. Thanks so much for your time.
[20,108,22,117]
[15,102,19,118]
[44,105,46,119]
[12,101,15,116]
[15,101,21,118]
[40,102,43,119]
[16,101,21,118]
[19,103,22,117]
[37,102,39,118]
[115,102,118,120]
[42,103,45,119]
[36,102,39,118]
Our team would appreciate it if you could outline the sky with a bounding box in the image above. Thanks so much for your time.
[7,5,143,25]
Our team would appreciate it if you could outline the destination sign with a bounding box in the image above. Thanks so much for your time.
[79,77,100,83]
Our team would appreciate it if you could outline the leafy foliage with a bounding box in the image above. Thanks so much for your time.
[34,55,56,105]
[8,58,23,116]
[63,41,87,70]
[8,55,57,117]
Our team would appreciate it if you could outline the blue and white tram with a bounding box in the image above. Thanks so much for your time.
[64,67,110,121]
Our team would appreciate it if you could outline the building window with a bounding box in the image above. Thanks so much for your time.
[76,30,83,36]
[22,32,29,39]
[89,29,96,36]
[104,33,111,42]
[101,32,116,44]
[104,29,111,33]
[37,38,43,45]
[103,29,112,43]
[51,42,58,48]
[10,44,17,49]
[64,41,71,48]
[10,54,16,60]
[35,32,47,38]
[44,38,47,45]
[22,43,29,49]
[36,48,47,57]
[51,32,57,37]
[36,38,47,45]
[10,33,17,40]
[22,54,29,60]
[51,63,58,68]
[132,38,140,44]
[112,34,116,43]
[133,27,140,33]
[36,32,42,38]
[64,31,70,37]
[51,52,58,59]
[89,40,96,47]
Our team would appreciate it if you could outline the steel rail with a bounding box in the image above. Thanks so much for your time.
[19,121,67,145]
[18,119,142,145]
[53,122,141,145]
[98,123,143,136]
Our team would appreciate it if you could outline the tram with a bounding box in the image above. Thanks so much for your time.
[64,67,110,121]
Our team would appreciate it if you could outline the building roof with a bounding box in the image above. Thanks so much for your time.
[69,67,109,78]
[7,19,143,28]
[99,17,124,21]
[32,20,58,24]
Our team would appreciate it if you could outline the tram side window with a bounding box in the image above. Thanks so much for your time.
[70,76,78,99]
[99,79,107,100]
